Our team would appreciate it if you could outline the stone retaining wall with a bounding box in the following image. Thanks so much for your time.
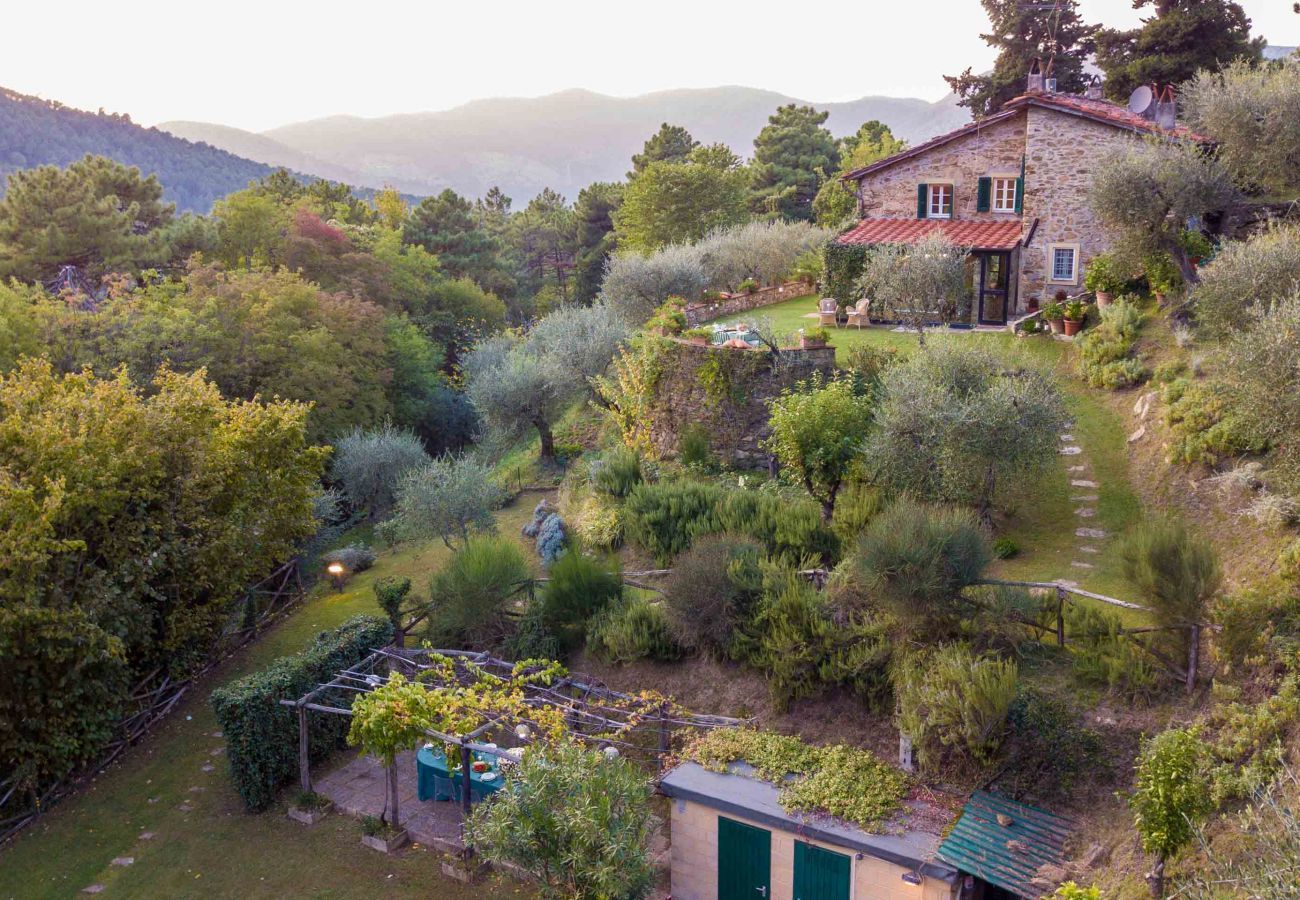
[643,338,836,469]
[684,281,811,326]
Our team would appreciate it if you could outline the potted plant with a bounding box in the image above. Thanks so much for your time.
[1144,252,1182,305]
[645,297,687,336]
[360,814,409,853]
[799,327,830,349]
[288,789,332,825]
[1042,302,1066,335]
[1063,300,1087,337]
[1083,252,1126,306]
[1026,295,1040,313]
[737,277,759,295]
[682,326,712,347]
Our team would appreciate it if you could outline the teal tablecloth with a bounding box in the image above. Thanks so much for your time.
[415,747,504,802]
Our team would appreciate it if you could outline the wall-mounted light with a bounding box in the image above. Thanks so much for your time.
[901,871,924,886]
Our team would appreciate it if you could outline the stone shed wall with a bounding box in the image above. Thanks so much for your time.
[1019,104,1136,303]
[850,114,1027,221]
[644,340,836,469]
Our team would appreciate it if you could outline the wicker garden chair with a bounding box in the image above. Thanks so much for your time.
[846,298,871,329]
[818,297,839,327]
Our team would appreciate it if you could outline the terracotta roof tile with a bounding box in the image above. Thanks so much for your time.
[835,218,1024,251]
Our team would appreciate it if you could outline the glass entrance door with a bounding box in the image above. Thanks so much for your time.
[978,252,1010,325]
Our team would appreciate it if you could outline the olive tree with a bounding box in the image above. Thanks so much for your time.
[1184,60,1300,197]
[696,219,831,292]
[465,305,629,460]
[866,344,1068,522]
[1190,224,1300,338]
[331,423,430,520]
[599,243,706,324]
[765,373,873,521]
[1089,139,1237,292]
[382,454,503,549]
[467,741,655,900]
[857,233,967,344]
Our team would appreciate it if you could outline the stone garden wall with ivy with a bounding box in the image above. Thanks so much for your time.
[683,281,812,327]
[608,337,836,469]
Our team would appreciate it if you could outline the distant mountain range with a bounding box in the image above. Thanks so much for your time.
[161,87,971,204]
[0,86,283,213]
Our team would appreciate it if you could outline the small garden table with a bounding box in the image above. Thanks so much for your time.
[415,746,504,803]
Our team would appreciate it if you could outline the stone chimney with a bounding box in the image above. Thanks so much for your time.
[1085,76,1103,100]
[1027,57,1045,92]
[1155,85,1177,129]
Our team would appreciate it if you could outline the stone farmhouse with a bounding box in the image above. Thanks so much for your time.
[836,72,1208,325]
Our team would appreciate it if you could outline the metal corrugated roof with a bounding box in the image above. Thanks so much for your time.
[936,791,1073,898]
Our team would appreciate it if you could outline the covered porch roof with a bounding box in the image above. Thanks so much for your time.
[835,218,1024,251]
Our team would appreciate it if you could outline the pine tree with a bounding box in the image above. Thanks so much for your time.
[628,123,698,178]
[749,105,839,222]
[572,181,622,303]
[402,189,506,291]
[1096,0,1264,102]
[945,0,1097,119]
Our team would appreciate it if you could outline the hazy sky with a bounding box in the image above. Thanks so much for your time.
[3,1,1295,132]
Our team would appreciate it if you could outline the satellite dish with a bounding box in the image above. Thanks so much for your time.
[1127,85,1155,116]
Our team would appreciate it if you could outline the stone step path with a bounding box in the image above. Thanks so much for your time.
[1059,429,1106,569]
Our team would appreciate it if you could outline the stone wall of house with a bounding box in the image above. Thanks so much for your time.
[643,339,836,469]
[851,114,1027,221]
[684,281,812,326]
[1020,105,1136,304]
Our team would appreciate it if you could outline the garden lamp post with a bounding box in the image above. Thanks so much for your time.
[327,562,346,592]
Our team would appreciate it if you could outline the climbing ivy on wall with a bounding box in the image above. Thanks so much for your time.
[823,242,867,304]
[695,348,772,406]
[594,332,675,453]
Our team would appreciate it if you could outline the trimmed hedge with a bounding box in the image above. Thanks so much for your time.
[210,615,393,812]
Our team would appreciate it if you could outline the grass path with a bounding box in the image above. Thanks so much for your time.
[0,500,540,900]
[709,295,1145,605]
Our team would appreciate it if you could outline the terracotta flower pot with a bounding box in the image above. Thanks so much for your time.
[1094,291,1113,307]
[1047,317,1065,335]
[1063,317,1083,336]
[799,338,826,350]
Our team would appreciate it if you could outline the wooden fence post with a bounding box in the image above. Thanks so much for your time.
[298,705,312,793]
[657,703,670,772]
[1186,624,1201,695]
[1056,587,1066,647]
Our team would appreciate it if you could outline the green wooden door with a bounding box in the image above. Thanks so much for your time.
[718,816,771,900]
[793,842,851,900]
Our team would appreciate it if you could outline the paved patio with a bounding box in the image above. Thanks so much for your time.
[315,749,466,853]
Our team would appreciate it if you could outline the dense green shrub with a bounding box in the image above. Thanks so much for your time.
[426,536,530,648]
[660,534,764,658]
[996,689,1104,804]
[569,492,624,550]
[1130,727,1214,890]
[895,643,1018,769]
[715,490,838,562]
[210,615,393,812]
[1212,586,1300,672]
[677,423,716,470]
[623,480,723,564]
[829,482,883,546]
[748,571,892,711]
[538,550,622,655]
[1065,604,1163,703]
[992,537,1019,559]
[1162,378,1263,467]
[1077,297,1146,389]
[331,423,430,520]
[1121,518,1221,656]
[467,741,656,900]
[503,602,562,662]
[963,585,1051,653]
[841,345,902,393]
[586,597,683,664]
[590,446,644,498]
[0,605,130,793]
[850,500,990,636]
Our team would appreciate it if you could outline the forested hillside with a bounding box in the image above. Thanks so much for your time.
[0,87,281,212]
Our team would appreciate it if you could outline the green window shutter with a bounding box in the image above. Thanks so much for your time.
[976,177,991,212]
[917,183,928,219]
[1015,176,1024,213]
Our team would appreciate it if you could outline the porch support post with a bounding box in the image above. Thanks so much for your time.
[297,704,311,793]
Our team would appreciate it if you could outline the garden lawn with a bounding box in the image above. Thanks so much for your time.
[0,500,541,900]
[708,294,1146,612]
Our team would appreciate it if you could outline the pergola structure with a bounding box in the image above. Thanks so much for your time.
[281,646,745,819]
